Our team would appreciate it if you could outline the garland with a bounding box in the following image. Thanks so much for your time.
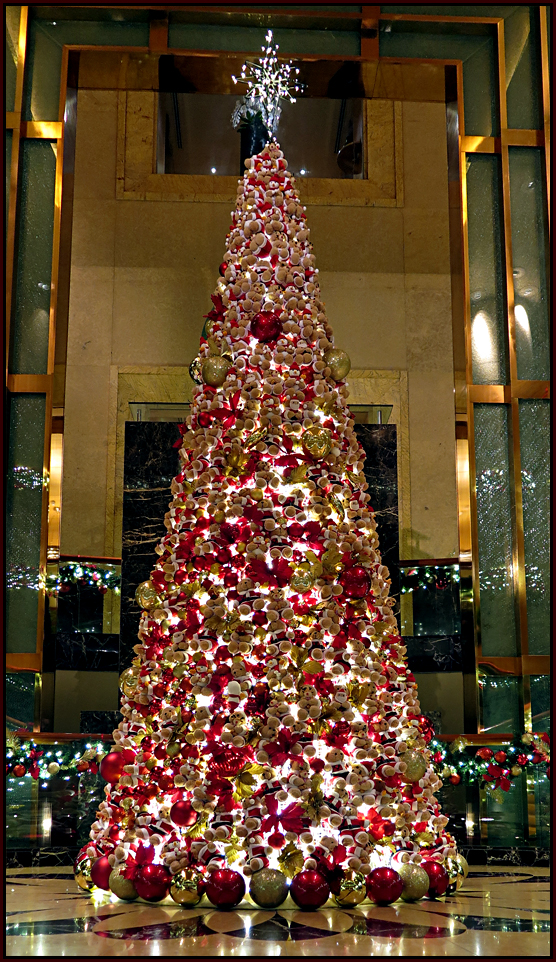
[430,731,550,803]
[46,562,120,596]
[6,727,549,801]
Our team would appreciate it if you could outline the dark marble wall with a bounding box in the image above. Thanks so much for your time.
[120,422,182,673]
[355,424,399,611]
[80,710,121,734]
[56,633,119,672]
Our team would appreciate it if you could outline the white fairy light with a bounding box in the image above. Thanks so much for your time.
[231,30,303,136]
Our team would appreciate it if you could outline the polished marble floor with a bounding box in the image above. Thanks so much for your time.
[5,866,550,957]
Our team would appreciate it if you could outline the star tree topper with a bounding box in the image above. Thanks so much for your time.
[232,30,304,136]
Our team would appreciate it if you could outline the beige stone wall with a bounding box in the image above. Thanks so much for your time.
[61,89,458,562]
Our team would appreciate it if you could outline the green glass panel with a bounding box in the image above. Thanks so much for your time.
[22,17,149,121]
[508,148,550,380]
[474,404,517,656]
[467,154,507,384]
[10,139,56,375]
[6,672,37,731]
[6,394,47,654]
[168,24,360,56]
[519,400,550,655]
[483,777,527,846]
[5,5,21,113]
[505,6,543,129]
[480,675,520,734]
[6,130,13,242]
[5,776,35,850]
[532,766,550,848]
[530,675,550,736]
[381,6,519,16]
[379,30,498,135]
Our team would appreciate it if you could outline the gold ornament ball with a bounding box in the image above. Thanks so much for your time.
[445,856,465,895]
[109,868,139,902]
[74,855,95,893]
[202,356,231,387]
[189,356,203,384]
[398,863,430,902]
[119,666,141,698]
[135,580,162,610]
[455,853,469,879]
[400,750,428,783]
[169,869,204,906]
[302,426,332,460]
[249,868,289,908]
[290,568,315,594]
[333,871,366,907]
[324,349,351,381]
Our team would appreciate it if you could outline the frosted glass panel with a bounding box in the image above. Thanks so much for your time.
[531,675,550,736]
[480,675,520,734]
[519,400,550,655]
[474,405,517,656]
[467,155,507,384]
[10,140,56,375]
[505,6,543,130]
[5,5,21,112]
[6,394,47,654]
[509,148,550,381]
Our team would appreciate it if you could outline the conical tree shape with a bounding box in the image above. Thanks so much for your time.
[85,142,456,904]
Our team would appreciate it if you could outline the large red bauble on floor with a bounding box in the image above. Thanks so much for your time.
[250,311,282,342]
[134,864,171,902]
[90,855,113,891]
[422,860,449,899]
[290,870,330,910]
[170,799,198,828]
[205,869,246,908]
[366,867,404,905]
[99,751,126,784]
[338,565,370,599]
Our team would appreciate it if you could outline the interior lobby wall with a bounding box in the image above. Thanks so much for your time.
[60,87,458,564]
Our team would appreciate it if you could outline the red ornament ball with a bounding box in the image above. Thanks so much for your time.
[366,867,404,905]
[170,800,197,828]
[267,832,285,849]
[99,751,126,784]
[250,311,282,342]
[205,868,246,908]
[494,750,507,764]
[422,860,449,899]
[338,565,370,599]
[219,261,228,277]
[290,870,330,910]
[90,855,113,891]
[449,773,461,785]
[134,863,171,902]
[13,764,26,778]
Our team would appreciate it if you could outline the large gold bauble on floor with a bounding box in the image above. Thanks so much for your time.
[323,348,351,381]
[333,871,366,907]
[445,855,466,894]
[135,580,162,610]
[109,867,139,902]
[400,750,428,783]
[249,868,289,908]
[74,854,95,893]
[397,862,431,902]
[455,853,469,879]
[169,869,204,906]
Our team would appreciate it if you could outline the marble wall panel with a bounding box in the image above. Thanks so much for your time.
[53,671,119,733]
[120,421,181,671]
[73,89,118,202]
[413,671,464,734]
[80,710,121,734]
[55,632,119,672]
[405,635,462,673]
[318,272,406,370]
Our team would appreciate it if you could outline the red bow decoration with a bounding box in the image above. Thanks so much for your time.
[245,557,292,589]
[261,795,305,834]
[265,730,302,766]
[122,843,154,881]
[313,845,347,893]
[197,390,243,430]
[203,293,226,323]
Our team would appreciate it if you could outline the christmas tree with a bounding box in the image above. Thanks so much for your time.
[76,33,461,911]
